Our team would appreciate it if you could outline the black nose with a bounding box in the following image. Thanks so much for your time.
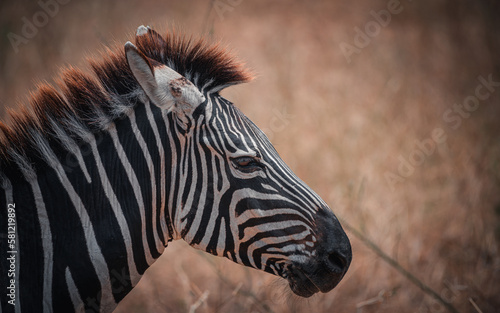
[317,208,352,276]
[328,250,350,274]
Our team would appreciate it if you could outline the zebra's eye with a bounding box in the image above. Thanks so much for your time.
[231,156,264,173]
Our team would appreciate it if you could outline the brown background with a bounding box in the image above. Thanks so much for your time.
[1,1,499,312]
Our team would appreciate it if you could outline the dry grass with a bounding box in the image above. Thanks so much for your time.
[1,1,499,312]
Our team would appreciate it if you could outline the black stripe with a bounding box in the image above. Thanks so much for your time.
[238,213,311,240]
[37,165,101,311]
[187,126,214,245]
[73,133,133,303]
[239,225,308,268]
[116,112,162,259]
[14,175,45,312]
[164,113,181,226]
[234,197,295,218]
[150,103,172,241]
[0,171,45,312]
[253,238,313,272]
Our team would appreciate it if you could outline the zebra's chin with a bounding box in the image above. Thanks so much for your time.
[286,266,321,297]
[285,263,346,297]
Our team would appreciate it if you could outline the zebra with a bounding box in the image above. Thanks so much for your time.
[0,26,351,313]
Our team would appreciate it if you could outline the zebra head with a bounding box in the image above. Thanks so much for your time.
[126,27,351,297]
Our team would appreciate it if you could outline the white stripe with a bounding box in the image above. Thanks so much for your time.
[50,119,91,183]
[245,229,311,269]
[178,134,196,232]
[236,208,309,226]
[29,177,53,313]
[211,99,241,153]
[108,124,156,266]
[266,243,312,254]
[43,139,116,312]
[65,267,84,313]
[164,108,192,238]
[224,105,254,153]
[163,111,181,239]
[87,132,141,286]
[240,220,308,242]
[196,153,230,251]
[218,217,227,256]
[3,179,21,313]
[232,191,309,223]
[183,118,209,243]
[144,103,169,242]
[130,109,163,255]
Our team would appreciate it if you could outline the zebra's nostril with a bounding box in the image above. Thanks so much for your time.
[327,252,347,273]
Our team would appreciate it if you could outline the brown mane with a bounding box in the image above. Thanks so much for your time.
[0,27,252,175]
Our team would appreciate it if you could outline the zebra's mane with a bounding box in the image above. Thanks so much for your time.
[0,28,252,177]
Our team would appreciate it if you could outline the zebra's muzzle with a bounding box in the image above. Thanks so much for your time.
[286,209,352,297]
[286,251,349,297]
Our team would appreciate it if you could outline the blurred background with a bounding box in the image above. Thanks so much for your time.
[1,0,499,312]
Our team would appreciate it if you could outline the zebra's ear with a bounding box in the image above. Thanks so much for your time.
[125,41,158,101]
[125,41,205,115]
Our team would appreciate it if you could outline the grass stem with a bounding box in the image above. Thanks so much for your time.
[339,217,460,313]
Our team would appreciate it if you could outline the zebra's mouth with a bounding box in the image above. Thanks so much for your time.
[284,253,349,298]
[285,266,321,297]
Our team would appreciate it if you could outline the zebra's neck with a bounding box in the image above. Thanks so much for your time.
[0,97,176,312]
